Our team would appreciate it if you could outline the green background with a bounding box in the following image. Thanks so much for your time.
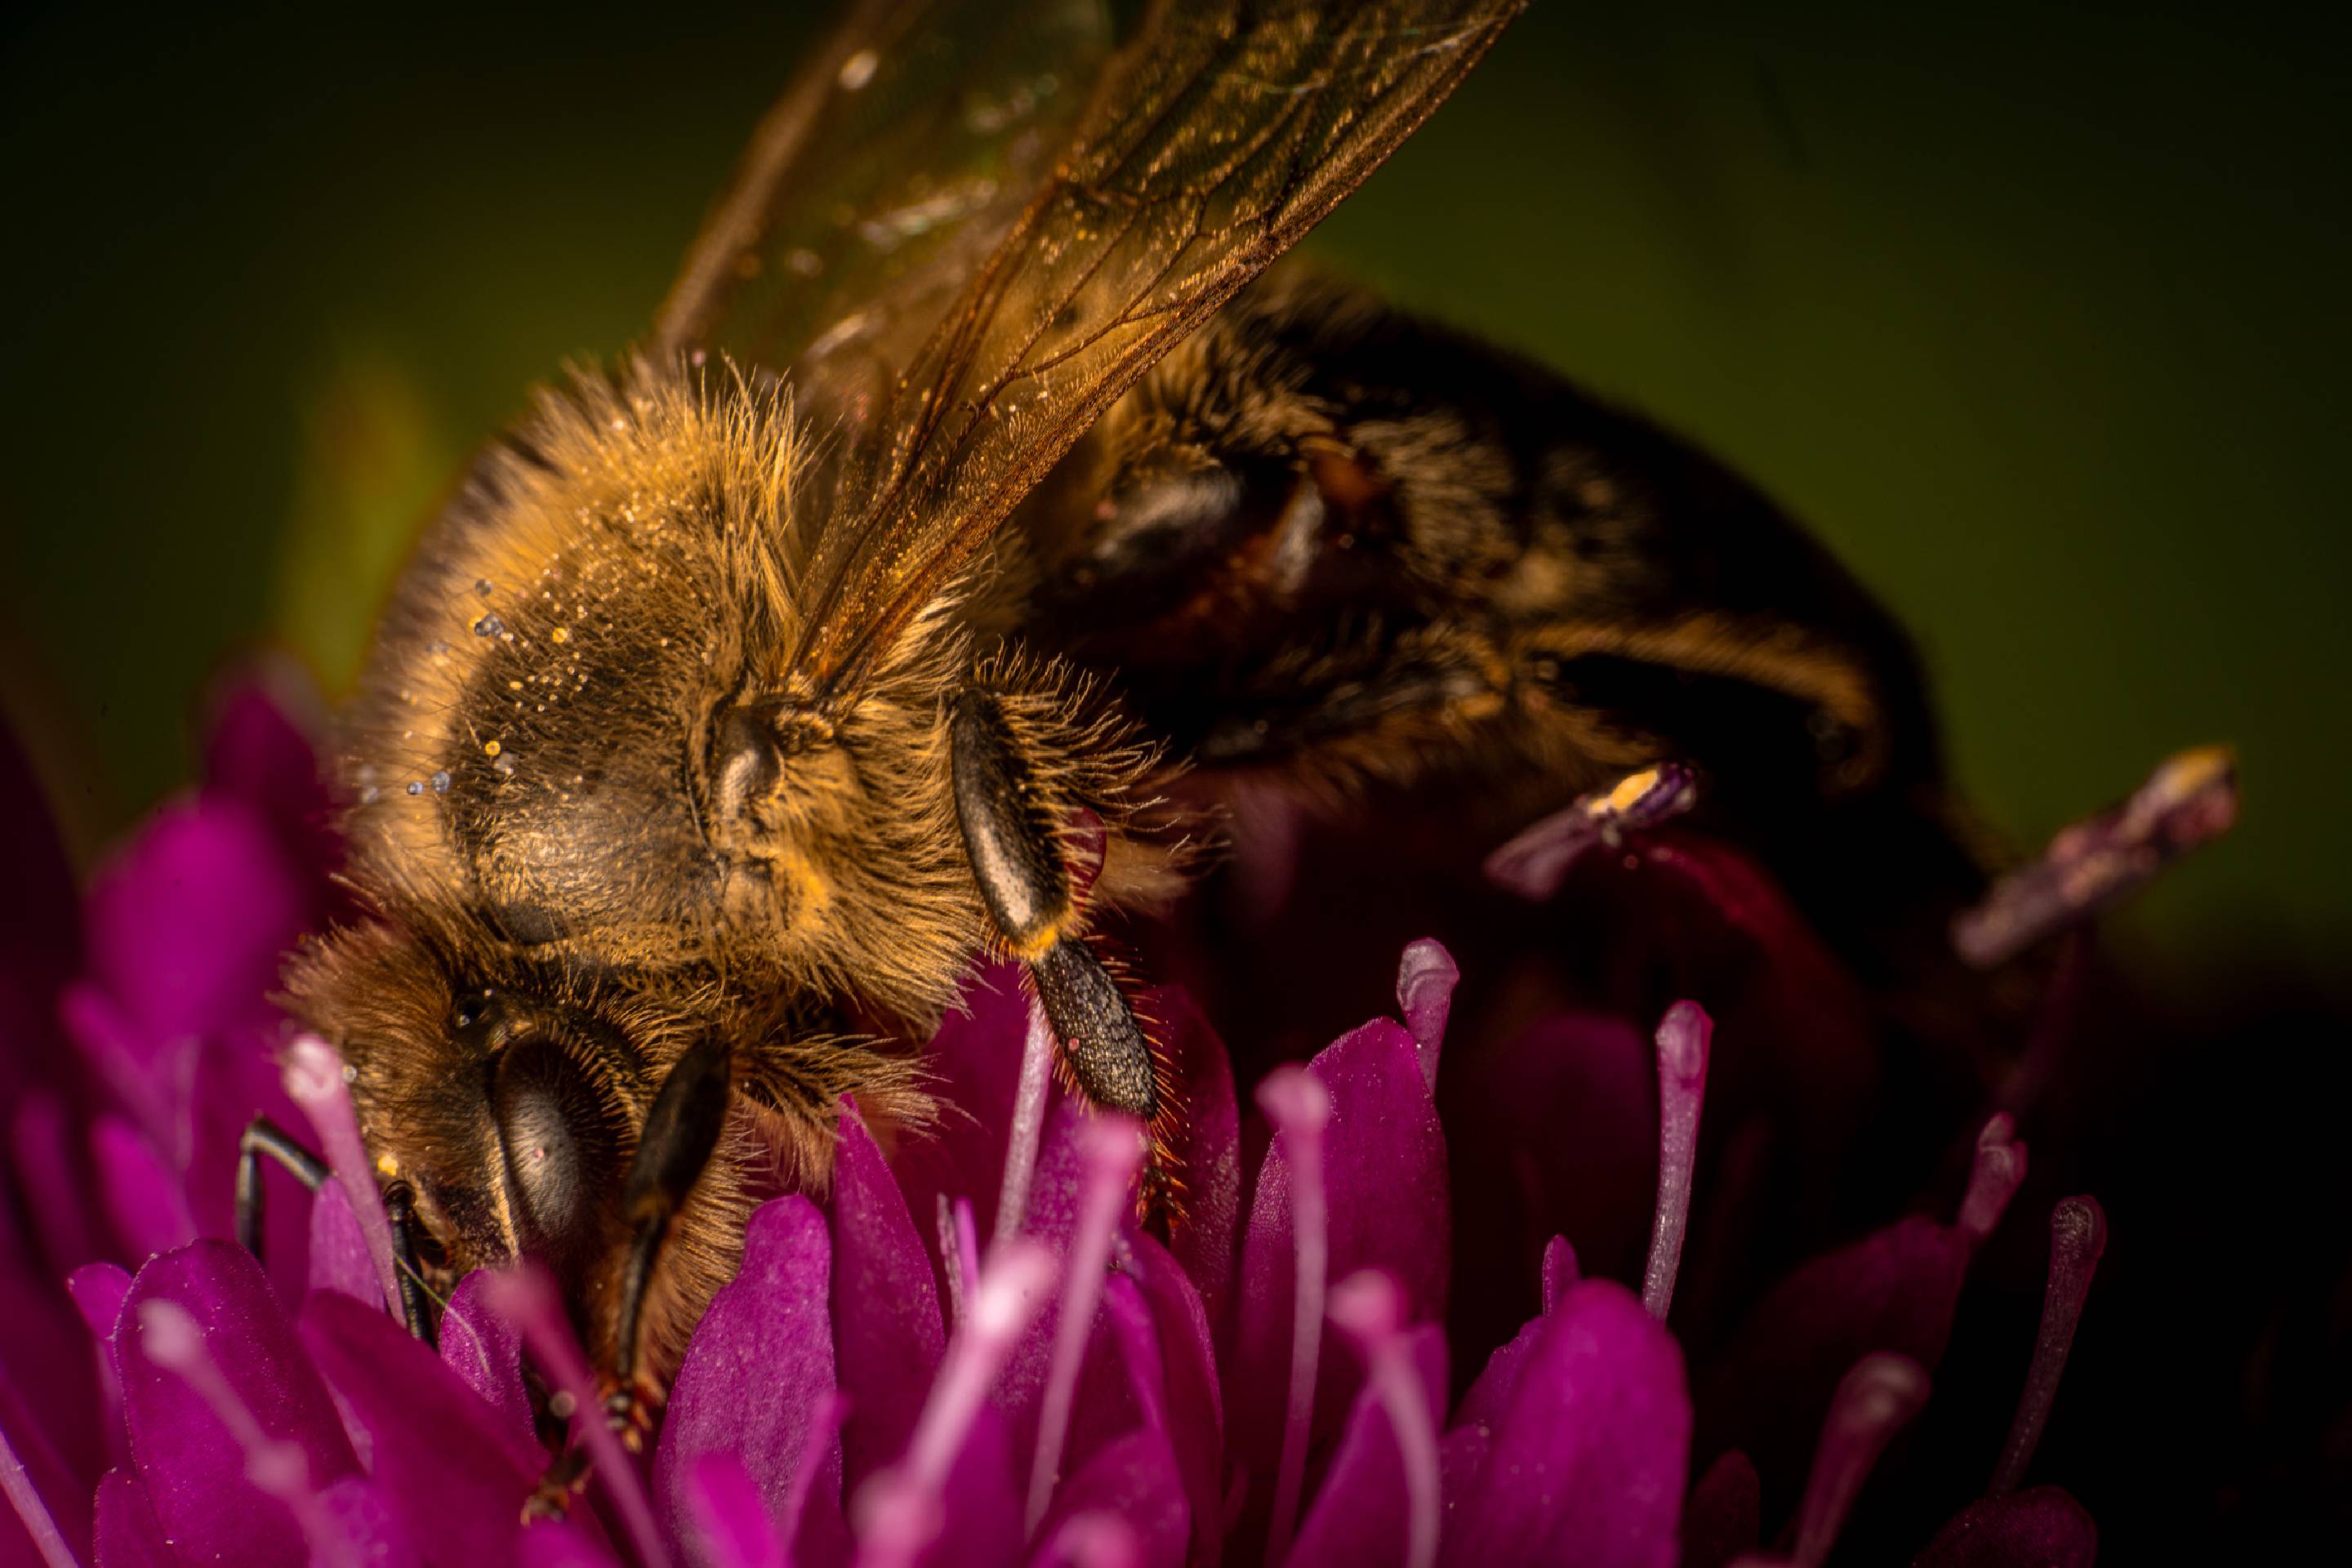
[2,1,2345,1004]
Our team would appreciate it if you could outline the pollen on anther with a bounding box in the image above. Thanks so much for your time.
[551,627,569,644]
[484,740,502,758]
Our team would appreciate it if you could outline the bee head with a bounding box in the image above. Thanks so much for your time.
[278,913,751,1380]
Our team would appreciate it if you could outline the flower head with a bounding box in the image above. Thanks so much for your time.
[3,678,2215,1566]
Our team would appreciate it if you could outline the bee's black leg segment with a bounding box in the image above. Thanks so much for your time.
[607,1035,732,1443]
[949,684,1158,1124]
[380,1183,439,1347]
[236,1116,328,1259]
[1030,938,1158,1123]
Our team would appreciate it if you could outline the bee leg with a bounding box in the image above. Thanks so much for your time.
[950,686,1157,1125]
[235,1115,327,1256]
[236,1115,437,1343]
[379,1183,439,1348]
[604,1035,733,1449]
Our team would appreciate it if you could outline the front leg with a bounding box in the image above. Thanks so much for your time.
[950,682,1159,1126]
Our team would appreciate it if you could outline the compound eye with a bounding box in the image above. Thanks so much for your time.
[489,1037,618,1260]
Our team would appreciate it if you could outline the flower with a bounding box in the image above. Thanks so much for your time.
[0,679,2155,1566]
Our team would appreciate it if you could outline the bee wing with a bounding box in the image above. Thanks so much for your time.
[755,0,1524,701]
[651,0,1111,441]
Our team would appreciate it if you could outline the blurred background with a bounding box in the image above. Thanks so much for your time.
[2,0,2344,1012]
[2,0,2348,1554]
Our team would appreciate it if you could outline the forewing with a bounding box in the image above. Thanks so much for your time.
[788,0,1527,700]
[652,0,1112,447]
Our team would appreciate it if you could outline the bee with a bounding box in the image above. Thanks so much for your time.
[265,0,1987,1470]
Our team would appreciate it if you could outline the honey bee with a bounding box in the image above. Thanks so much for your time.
[262,0,1989,1476]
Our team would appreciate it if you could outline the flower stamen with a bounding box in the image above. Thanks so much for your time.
[1257,1064,1333,1568]
[1957,1114,2029,1247]
[0,1414,80,1568]
[1027,1116,1147,1535]
[1642,1000,1712,1320]
[995,1000,1058,1250]
[856,1240,1058,1568]
[137,1298,353,1568]
[1790,1352,1931,1568]
[1991,1196,2107,1496]
[480,1266,670,1568]
[1330,1271,1441,1568]
[1953,745,2237,967]
[282,1033,401,1316]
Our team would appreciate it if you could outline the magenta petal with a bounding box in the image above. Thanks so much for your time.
[69,1263,132,1380]
[515,1517,625,1566]
[1441,1280,1689,1568]
[92,1470,172,1568]
[1127,1236,1223,1568]
[116,1241,359,1568]
[1233,1016,1448,1469]
[1914,1487,2098,1568]
[679,1450,785,1568]
[1062,1272,1160,1487]
[1695,1216,1971,1507]
[318,1473,423,1568]
[1151,987,1241,1325]
[657,1196,846,1561]
[831,1098,946,1490]
[91,1118,197,1264]
[1678,1450,1759,1568]
[1030,1427,1188,1568]
[439,1271,536,1453]
[199,666,340,892]
[299,1289,540,1561]
[1458,1011,1654,1314]
[1394,939,1456,1093]
[307,1180,381,1304]
[1285,1325,1447,1568]
[917,1402,1022,1568]
[67,1262,132,1454]
[12,1091,107,1276]
[888,966,1035,1241]
[82,799,308,1044]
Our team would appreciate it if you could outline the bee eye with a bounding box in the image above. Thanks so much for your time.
[489,1037,617,1259]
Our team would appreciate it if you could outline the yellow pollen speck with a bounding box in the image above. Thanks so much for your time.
[484,740,502,757]
[551,626,569,644]
[375,1153,399,1178]
[1601,766,1662,814]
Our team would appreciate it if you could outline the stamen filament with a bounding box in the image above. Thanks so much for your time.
[281,1034,401,1316]
[1957,1114,2029,1246]
[1642,1001,1712,1320]
[1330,1271,1441,1568]
[137,1299,355,1568]
[1027,1116,1147,1535]
[480,1267,670,1568]
[0,1413,81,1568]
[1257,1065,1333,1568]
[1791,1352,1931,1568]
[855,1241,1058,1568]
[1035,1512,1142,1568]
[1991,1196,2108,1496]
[995,1000,1058,1250]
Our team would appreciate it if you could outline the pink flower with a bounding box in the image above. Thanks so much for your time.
[0,678,2160,1566]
